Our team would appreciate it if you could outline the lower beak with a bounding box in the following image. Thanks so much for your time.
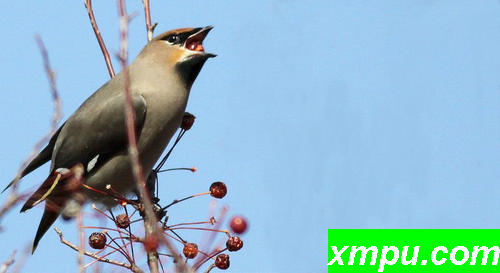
[184,26,216,58]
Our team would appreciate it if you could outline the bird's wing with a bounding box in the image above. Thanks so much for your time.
[51,94,147,172]
[19,94,147,213]
[2,123,65,193]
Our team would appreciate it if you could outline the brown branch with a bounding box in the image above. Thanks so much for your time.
[116,1,160,273]
[8,246,29,273]
[85,0,115,78]
[0,194,24,225]
[142,0,153,41]
[117,3,190,272]
[12,35,63,188]
[0,251,16,273]
[0,35,62,224]
[36,35,62,134]
[77,212,85,273]
[54,227,144,273]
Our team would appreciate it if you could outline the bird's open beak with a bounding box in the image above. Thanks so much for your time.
[184,26,216,58]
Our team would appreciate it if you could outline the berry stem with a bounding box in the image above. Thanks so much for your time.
[157,167,196,173]
[162,192,210,210]
[166,219,215,228]
[167,227,230,235]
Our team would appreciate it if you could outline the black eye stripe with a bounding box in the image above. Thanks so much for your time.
[162,32,191,45]
[161,29,200,45]
[164,34,180,44]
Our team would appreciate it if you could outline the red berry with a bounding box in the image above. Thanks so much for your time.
[226,236,243,252]
[183,243,198,259]
[116,214,130,229]
[89,232,107,249]
[210,182,227,199]
[215,254,230,270]
[181,112,195,130]
[143,235,159,252]
[230,216,248,234]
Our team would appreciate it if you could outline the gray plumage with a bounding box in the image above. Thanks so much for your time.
[4,26,215,252]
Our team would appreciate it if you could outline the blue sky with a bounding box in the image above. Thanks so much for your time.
[1,1,499,272]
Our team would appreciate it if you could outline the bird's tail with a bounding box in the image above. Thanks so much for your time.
[21,173,63,213]
[20,165,85,253]
[32,202,60,253]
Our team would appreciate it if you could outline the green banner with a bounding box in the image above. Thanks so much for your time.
[328,229,500,272]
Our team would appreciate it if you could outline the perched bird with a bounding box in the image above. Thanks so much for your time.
[3,26,215,252]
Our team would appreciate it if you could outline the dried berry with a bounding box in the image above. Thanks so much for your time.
[116,214,130,229]
[226,236,243,252]
[181,112,195,130]
[215,254,230,269]
[143,235,159,252]
[210,182,227,199]
[183,243,199,259]
[89,232,107,249]
[230,216,248,234]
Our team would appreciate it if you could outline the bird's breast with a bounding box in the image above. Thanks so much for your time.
[137,82,190,173]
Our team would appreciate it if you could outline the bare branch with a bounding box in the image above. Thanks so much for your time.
[0,251,16,273]
[0,194,23,225]
[77,212,85,273]
[116,1,160,273]
[142,0,153,41]
[85,0,115,78]
[0,35,62,223]
[36,35,62,131]
[54,227,144,273]
[8,246,29,273]
[117,2,191,272]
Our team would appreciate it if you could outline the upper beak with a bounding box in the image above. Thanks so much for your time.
[184,26,216,58]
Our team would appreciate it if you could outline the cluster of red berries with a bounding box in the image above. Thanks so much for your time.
[83,137,248,272]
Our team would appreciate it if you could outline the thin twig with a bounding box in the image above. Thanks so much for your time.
[0,194,24,225]
[142,0,153,41]
[0,251,16,273]
[154,130,186,173]
[193,206,228,269]
[194,247,226,271]
[83,244,128,269]
[0,35,62,223]
[116,1,160,273]
[109,209,133,260]
[54,227,144,273]
[84,0,115,78]
[77,212,85,273]
[35,35,62,154]
[9,246,29,273]
[125,206,136,263]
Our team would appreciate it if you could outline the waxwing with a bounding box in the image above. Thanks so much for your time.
[3,26,215,252]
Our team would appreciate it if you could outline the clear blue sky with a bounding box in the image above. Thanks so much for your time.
[1,1,499,272]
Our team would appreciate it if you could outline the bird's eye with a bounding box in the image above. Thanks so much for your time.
[166,34,179,44]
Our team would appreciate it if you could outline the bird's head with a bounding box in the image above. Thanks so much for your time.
[149,26,216,86]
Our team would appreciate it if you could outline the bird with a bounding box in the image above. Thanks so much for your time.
[3,26,215,253]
